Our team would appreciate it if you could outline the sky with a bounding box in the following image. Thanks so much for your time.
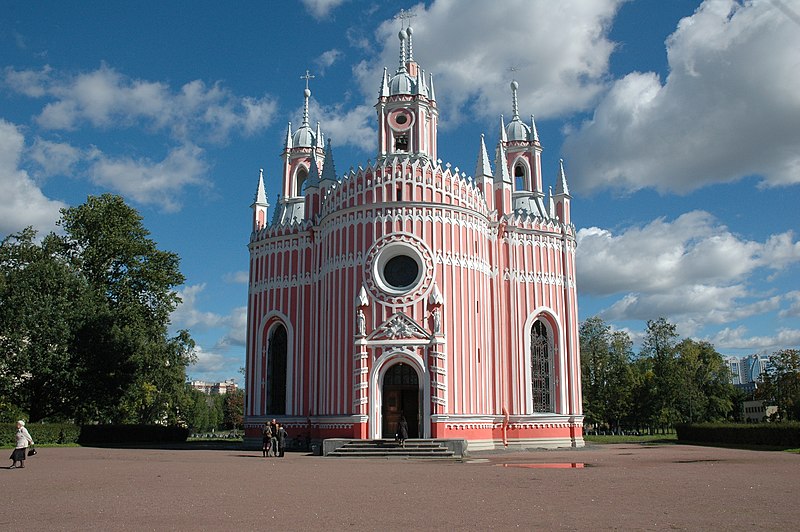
[2,0,799,385]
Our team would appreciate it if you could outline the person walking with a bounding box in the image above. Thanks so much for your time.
[9,420,34,469]
[276,423,288,457]
[396,415,409,447]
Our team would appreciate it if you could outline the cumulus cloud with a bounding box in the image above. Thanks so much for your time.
[0,120,66,235]
[87,143,209,212]
[711,326,800,351]
[308,100,375,152]
[577,210,800,327]
[3,64,277,144]
[357,0,623,126]
[779,291,800,319]
[224,271,250,284]
[315,49,344,74]
[171,286,246,348]
[300,0,348,20]
[563,0,800,194]
[28,138,82,177]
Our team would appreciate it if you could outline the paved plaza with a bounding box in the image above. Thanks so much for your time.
[2,443,798,530]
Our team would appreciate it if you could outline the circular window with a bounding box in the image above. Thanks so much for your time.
[384,255,418,289]
[396,114,408,125]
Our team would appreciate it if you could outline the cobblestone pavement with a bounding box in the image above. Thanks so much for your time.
[2,443,798,531]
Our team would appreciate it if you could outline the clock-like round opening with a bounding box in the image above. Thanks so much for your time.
[373,243,425,296]
[396,114,408,125]
[383,254,418,289]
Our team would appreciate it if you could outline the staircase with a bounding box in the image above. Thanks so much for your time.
[325,439,460,459]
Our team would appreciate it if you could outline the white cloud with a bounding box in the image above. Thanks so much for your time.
[711,326,800,351]
[779,291,800,319]
[308,100,375,152]
[28,138,82,177]
[87,143,209,212]
[358,0,623,126]
[577,210,800,326]
[0,120,66,235]
[563,0,800,194]
[188,345,228,375]
[315,49,344,74]
[224,271,250,284]
[300,0,348,20]
[4,64,277,144]
[172,284,225,330]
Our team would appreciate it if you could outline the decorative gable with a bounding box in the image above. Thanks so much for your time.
[366,312,431,344]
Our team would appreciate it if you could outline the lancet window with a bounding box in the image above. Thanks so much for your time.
[266,324,288,414]
[530,319,552,412]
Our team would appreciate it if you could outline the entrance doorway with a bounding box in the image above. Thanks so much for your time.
[381,363,420,439]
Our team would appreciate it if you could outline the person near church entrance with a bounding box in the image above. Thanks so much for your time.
[276,424,288,457]
[261,423,273,458]
[396,415,409,447]
[269,419,278,457]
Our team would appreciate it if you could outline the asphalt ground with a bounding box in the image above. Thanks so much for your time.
[1,443,797,531]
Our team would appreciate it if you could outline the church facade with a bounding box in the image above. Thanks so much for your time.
[244,26,583,450]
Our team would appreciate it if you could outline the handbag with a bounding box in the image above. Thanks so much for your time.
[27,447,37,456]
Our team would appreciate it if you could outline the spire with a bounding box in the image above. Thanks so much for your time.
[320,138,337,185]
[284,122,293,150]
[475,134,493,178]
[495,140,511,184]
[511,80,520,120]
[406,26,414,62]
[530,115,539,142]
[254,168,268,206]
[428,72,436,101]
[397,30,407,73]
[556,159,570,196]
[380,67,390,97]
[305,154,321,190]
[315,121,324,148]
[499,114,507,143]
[415,66,427,97]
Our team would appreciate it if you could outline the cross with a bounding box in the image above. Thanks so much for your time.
[300,70,315,90]
[395,8,416,29]
[508,66,519,80]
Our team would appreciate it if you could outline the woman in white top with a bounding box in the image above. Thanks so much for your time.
[10,420,34,469]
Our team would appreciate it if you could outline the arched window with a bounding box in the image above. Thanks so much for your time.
[296,167,309,196]
[514,163,526,191]
[266,324,287,414]
[530,319,552,412]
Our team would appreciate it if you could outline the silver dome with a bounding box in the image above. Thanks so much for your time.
[505,118,531,141]
[292,125,315,147]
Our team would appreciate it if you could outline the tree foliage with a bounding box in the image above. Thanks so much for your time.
[759,349,800,421]
[0,194,196,424]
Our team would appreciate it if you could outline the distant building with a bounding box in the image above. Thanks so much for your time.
[742,400,777,423]
[190,379,238,395]
[724,354,771,386]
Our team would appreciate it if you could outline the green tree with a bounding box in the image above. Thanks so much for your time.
[759,349,800,421]
[640,318,681,431]
[0,229,88,421]
[675,339,735,423]
[223,389,245,432]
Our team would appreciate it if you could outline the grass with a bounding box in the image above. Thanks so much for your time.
[585,433,677,444]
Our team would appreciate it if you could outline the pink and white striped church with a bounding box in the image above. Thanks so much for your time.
[244,25,583,450]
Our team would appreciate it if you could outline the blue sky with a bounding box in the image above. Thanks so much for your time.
[2,0,799,384]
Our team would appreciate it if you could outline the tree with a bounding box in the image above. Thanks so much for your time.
[640,318,681,431]
[0,229,88,421]
[223,389,245,432]
[675,339,735,423]
[759,349,800,421]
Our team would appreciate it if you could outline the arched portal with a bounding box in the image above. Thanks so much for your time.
[266,324,287,414]
[381,362,420,439]
[530,319,553,413]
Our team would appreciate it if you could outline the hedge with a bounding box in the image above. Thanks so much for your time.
[78,424,189,445]
[676,423,800,447]
[2,423,189,446]
[1,423,81,446]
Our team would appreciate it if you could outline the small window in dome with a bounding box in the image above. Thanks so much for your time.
[395,135,408,151]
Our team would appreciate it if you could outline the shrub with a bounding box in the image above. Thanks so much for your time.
[77,424,190,445]
[1,423,81,446]
[676,422,800,447]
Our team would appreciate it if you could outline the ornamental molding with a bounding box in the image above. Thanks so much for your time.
[251,272,313,292]
[363,233,435,305]
[366,311,432,343]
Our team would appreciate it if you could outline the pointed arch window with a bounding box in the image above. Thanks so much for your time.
[514,163,527,191]
[296,167,309,196]
[530,319,552,412]
[266,324,288,415]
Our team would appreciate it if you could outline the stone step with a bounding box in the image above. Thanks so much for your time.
[326,438,456,458]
